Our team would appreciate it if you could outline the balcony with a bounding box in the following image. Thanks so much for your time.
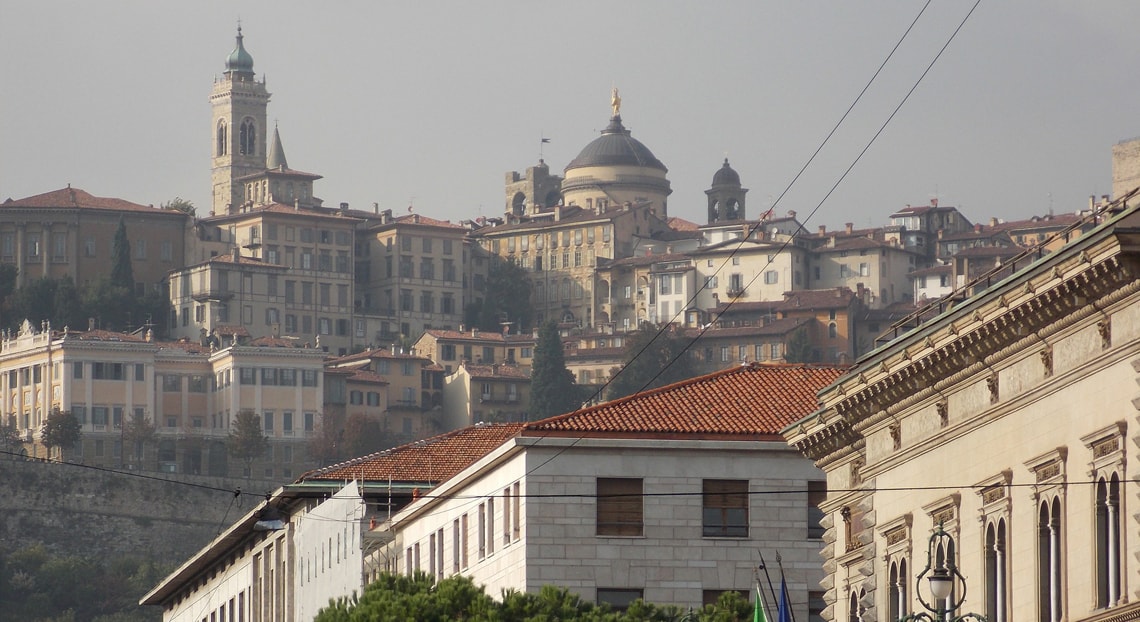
[726,287,747,298]
[192,290,234,302]
[243,235,262,249]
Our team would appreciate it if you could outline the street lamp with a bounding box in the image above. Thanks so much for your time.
[899,523,986,622]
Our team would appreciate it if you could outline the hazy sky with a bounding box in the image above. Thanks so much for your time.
[3,1,1139,231]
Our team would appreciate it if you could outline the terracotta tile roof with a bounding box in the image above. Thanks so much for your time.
[67,329,147,343]
[155,339,210,354]
[299,422,527,483]
[606,252,690,268]
[329,347,431,364]
[776,288,857,310]
[459,362,530,380]
[214,325,251,338]
[248,336,304,348]
[524,362,847,440]
[813,237,899,253]
[2,187,191,217]
[937,229,1012,243]
[684,318,807,339]
[667,217,701,231]
[195,253,288,270]
[713,300,782,315]
[347,370,389,385]
[202,203,365,224]
[470,205,641,235]
[422,329,534,344]
[236,167,322,181]
[388,213,466,230]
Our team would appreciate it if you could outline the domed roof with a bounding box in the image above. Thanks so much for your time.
[225,26,254,74]
[712,158,740,186]
[566,116,667,173]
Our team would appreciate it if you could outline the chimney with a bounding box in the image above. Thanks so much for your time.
[233,246,241,262]
[989,217,998,227]
[787,210,796,219]
[88,317,95,331]
[459,324,466,332]
[472,328,478,337]
[381,208,392,224]
[1090,195,1096,210]
[818,225,827,235]
[373,202,380,214]
[974,223,983,233]
[340,202,349,211]
[931,197,939,207]
[845,222,853,234]
[554,206,562,221]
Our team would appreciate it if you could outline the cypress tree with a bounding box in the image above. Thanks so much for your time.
[110,217,134,292]
[528,320,581,420]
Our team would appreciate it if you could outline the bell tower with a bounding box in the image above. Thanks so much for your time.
[210,26,270,215]
[706,158,747,224]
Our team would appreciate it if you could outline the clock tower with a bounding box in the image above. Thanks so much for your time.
[210,26,269,215]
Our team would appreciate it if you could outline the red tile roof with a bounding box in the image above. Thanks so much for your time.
[3,187,181,216]
[346,370,389,385]
[422,329,534,344]
[299,422,527,483]
[524,362,847,440]
[667,216,701,231]
[460,362,529,380]
[683,318,807,339]
[329,347,432,364]
[248,336,305,348]
[777,288,857,310]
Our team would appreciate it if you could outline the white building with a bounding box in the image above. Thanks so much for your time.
[371,363,846,613]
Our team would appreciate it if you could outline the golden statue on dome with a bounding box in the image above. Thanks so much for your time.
[611,87,621,117]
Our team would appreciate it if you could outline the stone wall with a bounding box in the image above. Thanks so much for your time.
[0,456,281,566]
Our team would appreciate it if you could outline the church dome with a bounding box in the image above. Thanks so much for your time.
[712,158,740,186]
[565,116,667,173]
[225,26,255,74]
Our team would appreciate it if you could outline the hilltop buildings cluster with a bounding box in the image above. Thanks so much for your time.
[1,29,1104,479]
[8,26,1140,622]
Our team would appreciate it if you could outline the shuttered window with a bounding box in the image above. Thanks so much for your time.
[597,478,643,536]
[703,479,749,537]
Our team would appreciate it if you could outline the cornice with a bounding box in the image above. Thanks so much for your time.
[790,219,1140,462]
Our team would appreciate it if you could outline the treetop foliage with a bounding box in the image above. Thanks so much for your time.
[606,323,698,401]
[315,572,753,622]
[528,320,582,420]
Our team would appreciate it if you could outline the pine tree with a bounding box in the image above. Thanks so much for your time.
[528,321,581,420]
[110,217,134,292]
[228,409,268,478]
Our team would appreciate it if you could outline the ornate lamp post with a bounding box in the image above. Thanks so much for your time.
[899,524,986,622]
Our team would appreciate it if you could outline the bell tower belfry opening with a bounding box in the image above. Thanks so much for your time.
[210,25,270,215]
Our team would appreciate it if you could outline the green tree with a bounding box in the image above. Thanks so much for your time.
[161,196,196,217]
[472,257,533,332]
[51,276,85,330]
[0,263,18,328]
[308,411,345,466]
[783,325,814,363]
[0,414,21,458]
[228,409,268,478]
[81,277,133,332]
[40,408,81,461]
[529,320,581,419]
[121,410,156,469]
[606,323,698,401]
[110,217,133,293]
[9,276,58,329]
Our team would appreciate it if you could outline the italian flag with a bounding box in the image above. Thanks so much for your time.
[754,583,769,622]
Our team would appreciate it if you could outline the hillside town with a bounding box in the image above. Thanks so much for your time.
[4,24,1140,622]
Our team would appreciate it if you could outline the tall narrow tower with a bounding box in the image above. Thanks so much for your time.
[210,26,270,215]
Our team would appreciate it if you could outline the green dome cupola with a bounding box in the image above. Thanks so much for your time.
[225,26,255,75]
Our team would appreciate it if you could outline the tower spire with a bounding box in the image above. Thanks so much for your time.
[267,122,288,170]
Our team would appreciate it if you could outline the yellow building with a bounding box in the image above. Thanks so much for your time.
[442,361,530,428]
[413,328,535,374]
[326,347,444,443]
[356,210,471,341]
[2,321,325,480]
[0,186,191,294]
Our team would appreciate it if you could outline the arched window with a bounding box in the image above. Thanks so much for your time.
[216,120,228,156]
[888,559,907,620]
[239,118,257,155]
[985,519,1008,622]
[829,322,838,338]
[1038,497,1062,622]
[1096,473,1121,608]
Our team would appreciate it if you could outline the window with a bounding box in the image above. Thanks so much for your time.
[304,412,315,431]
[596,478,642,536]
[72,362,84,379]
[478,503,487,559]
[261,368,278,385]
[596,589,643,611]
[280,368,296,386]
[859,262,871,277]
[808,481,826,539]
[702,480,748,537]
[160,374,181,392]
[984,518,1008,622]
[240,368,256,384]
[764,270,778,284]
[350,390,364,405]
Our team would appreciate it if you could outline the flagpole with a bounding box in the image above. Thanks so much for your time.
[758,551,780,620]
[776,551,797,622]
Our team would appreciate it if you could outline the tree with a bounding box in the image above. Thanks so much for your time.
[343,413,391,458]
[529,320,581,419]
[471,257,533,332]
[227,409,268,478]
[9,276,57,329]
[110,217,133,293]
[161,196,196,217]
[315,572,753,621]
[783,325,814,363]
[308,411,345,467]
[606,323,698,401]
[0,415,21,458]
[121,410,156,469]
[50,276,85,330]
[40,408,81,461]
[80,278,133,332]
[0,263,18,329]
